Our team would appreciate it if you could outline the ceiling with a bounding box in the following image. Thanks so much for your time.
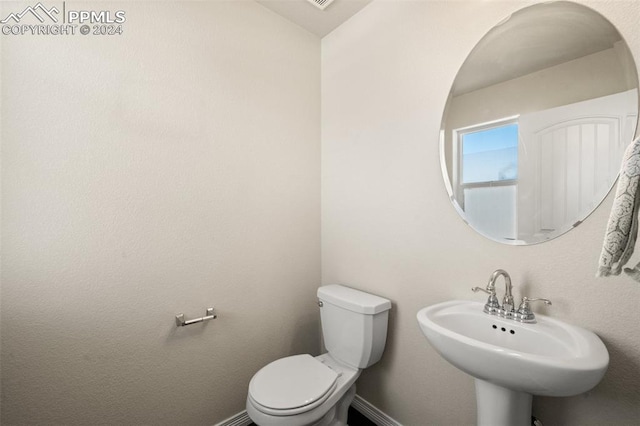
[256,0,372,37]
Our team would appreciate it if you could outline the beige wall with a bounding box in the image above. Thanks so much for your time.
[1,1,320,424]
[322,0,640,425]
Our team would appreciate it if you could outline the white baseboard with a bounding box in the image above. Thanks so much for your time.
[213,410,252,426]
[351,394,402,426]
[214,394,401,426]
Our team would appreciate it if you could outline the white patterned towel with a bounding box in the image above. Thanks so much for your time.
[597,137,640,281]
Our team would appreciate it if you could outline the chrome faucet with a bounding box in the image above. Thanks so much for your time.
[473,269,552,323]
[472,269,513,317]
[489,269,514,316]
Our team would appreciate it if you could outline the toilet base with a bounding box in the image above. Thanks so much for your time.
[336,383,357,425]
[298,383,357,426]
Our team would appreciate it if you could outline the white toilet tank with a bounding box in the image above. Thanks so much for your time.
[317,285,391,369]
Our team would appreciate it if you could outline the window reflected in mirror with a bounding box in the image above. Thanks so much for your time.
[455,119,519,240]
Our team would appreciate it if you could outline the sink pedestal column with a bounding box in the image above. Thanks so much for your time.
[475,379,532,426]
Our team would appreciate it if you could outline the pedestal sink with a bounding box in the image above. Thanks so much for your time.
[417,300,608,426]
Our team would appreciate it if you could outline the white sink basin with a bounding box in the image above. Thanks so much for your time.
[417,300,609,397]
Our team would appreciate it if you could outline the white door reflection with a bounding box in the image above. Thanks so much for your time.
[518,89,637,241]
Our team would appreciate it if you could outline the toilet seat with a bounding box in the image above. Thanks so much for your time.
[248,354,339,415]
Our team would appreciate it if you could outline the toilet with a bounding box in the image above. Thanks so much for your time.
[246,284,391,426]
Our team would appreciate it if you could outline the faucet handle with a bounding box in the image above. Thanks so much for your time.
[471,286,494,295]
[514,297,552,323]
[472,286,500,314]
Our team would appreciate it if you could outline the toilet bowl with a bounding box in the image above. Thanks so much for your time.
[246,353,359,426]
[246,285,391,426]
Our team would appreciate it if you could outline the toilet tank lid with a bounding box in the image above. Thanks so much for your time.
[317,285,391,314]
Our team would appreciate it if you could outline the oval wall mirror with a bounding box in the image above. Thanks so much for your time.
[440,1,639,245]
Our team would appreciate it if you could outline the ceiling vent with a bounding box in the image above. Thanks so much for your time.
[306,0,336,11]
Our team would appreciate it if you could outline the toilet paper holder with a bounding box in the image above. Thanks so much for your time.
[175,308,217,327]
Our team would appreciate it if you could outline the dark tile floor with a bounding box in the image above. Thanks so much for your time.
[249,406,375,426]
[347,406,376,425]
